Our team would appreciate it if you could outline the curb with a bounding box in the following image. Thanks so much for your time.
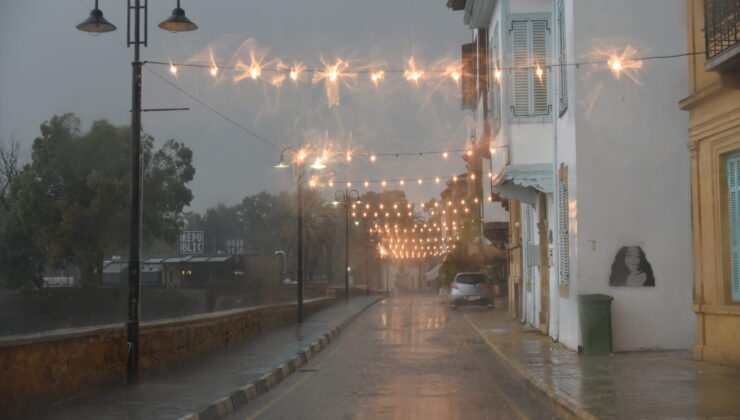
[464,316,599,420]
[177,297,381,420]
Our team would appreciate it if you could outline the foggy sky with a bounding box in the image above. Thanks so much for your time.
[0,1,472,213]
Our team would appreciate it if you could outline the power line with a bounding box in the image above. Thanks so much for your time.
[144,64,277,149]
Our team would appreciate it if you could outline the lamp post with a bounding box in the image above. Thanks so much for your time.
[275,147,325,322]
[77,0,198,385]
[333,189,361,300]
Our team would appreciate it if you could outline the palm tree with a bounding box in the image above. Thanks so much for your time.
[280,188,336,281]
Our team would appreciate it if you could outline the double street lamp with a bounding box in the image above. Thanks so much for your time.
[333,189,361,300]
[275,147,326,322]
[77,0,198,385]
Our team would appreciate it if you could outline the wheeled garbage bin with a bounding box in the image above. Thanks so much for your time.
[577,294,614,356]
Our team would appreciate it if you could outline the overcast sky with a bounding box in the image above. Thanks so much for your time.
[0,1,473,213]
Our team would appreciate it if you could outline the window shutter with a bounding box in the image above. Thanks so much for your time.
[510,17,550,118]
[557,0,568,115]
[531,20,549,115]
[461,42,478,110]
[511,20,530,117]
[489,22,502,133]
[558,169,570,286]
[727,155,740,301]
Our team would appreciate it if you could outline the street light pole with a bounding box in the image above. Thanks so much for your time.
[275,147,325,322]
[334,189,360,301]
[77,0,198,385]
[296,163,304,322]
[127,0,143,386]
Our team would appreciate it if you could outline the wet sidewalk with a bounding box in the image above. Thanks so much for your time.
[17,296,379,420]
[464,308,740,419]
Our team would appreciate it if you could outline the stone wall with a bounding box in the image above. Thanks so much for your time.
[0,297,334,414]
[0,285,329,336]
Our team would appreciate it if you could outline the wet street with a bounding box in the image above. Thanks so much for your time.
[229,295,562,420]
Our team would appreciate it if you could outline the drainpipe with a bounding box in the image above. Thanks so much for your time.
[550,11,560,342]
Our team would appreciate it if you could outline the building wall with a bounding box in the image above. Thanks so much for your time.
[563,0,695,351]
[682,0,740,366]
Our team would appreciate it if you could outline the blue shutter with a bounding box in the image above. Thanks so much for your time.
[558,176,569,286]
[728,154,740,301]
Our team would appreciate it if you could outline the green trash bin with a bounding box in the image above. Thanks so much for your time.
[578,294,614,356]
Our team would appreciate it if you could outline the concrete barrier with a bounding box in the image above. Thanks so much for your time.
[0,298,334,415]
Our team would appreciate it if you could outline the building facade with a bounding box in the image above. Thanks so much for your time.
[450,0,695,352]
[680,0,740,366]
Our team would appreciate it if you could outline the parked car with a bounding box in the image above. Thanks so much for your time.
[450,272,493,310]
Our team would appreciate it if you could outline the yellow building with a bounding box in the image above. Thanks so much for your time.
[680,0,740,366]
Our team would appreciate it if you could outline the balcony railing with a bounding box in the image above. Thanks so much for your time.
[704,0,740,69]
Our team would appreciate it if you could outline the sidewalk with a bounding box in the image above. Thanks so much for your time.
[465,308,740,419]
[17,296,379,420]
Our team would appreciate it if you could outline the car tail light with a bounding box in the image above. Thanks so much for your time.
[451,283,459,290]
[482,284,490,289]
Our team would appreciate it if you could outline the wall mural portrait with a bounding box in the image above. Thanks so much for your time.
[609,246,655,287]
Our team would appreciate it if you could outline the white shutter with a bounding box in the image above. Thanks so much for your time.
[531,20,549,115]
[511,20,530,117]
[489,22,501,133]
[510,17,551,118]
[728,155,740,301]
[557,0,568,115]
[558,177,570,286]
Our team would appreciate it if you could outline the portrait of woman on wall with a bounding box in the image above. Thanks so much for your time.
[609,246,655,287]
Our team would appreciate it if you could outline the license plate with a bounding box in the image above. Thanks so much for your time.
[466,296,479,301]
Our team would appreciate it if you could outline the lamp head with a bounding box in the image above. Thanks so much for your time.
[274,156,290,168]
[159,6,198,32]
[76,7,117,33]
[309,158,326,170]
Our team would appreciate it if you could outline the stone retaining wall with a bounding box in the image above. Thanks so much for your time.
[0,298,334,414]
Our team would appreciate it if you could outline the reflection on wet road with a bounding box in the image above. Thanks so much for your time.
[230,295,562,420]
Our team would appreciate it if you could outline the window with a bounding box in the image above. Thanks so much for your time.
[558,164,569,286]
[557,0,567,115]
[489,22,502,133]
[704,0,740,71]
[509,16,551,119]
[726,153,740,301]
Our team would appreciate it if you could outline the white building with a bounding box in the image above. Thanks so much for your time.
[449,0,694,351]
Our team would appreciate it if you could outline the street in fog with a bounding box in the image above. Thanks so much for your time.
[229,295,561,420]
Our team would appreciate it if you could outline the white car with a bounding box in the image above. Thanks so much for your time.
[450,272,493,310]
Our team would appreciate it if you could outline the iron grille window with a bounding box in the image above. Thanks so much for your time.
[705,0,740,60]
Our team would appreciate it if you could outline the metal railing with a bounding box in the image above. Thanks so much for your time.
[705,0,740,60]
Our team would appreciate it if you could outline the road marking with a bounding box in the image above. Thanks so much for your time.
[462,313,530,420]
[244,310,368,420]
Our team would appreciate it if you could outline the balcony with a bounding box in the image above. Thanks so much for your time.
[704,0,740,72]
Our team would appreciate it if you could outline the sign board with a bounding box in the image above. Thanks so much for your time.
[180,230,205,255]
[226,239,245,255]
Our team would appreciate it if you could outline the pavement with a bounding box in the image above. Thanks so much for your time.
[226,294,561,420]
[16,295,380,420]
[464,304,740,419]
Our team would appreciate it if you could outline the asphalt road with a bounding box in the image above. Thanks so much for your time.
[227,294,563,420]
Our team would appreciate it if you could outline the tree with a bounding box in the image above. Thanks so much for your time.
[0,136,44,288]
[12,114,194,287]
[280,188,336,281]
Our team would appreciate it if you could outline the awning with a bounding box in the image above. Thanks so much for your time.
[425,263,443,281]
[467,236,507,260]
[491,164,553,206]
